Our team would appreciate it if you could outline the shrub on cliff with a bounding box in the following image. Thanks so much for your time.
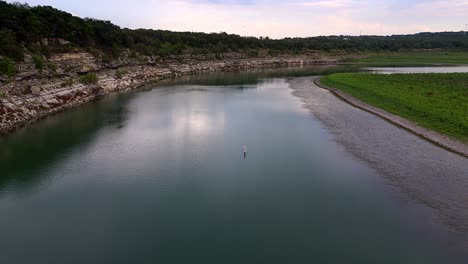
[79,73,98,84]
[0,57,16,76]
[0,90,5,97]
[47,62,57,72]
[32,54,44,70]
[268,49,281,56]
[63,78,74,86]
[115,69,128,79]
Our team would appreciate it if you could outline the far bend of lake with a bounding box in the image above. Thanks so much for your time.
[1,66,467,263]
[365,65,468,74]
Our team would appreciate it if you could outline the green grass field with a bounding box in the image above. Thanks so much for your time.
[322,73,468,142]
[350,52,468,65]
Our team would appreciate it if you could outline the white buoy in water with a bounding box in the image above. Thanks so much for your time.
[243,145,247,159]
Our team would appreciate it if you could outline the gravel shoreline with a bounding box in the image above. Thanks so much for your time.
[289,76,468,241]
[314,77,468,158]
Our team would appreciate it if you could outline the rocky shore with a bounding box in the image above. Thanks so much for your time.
[0,52,339,135]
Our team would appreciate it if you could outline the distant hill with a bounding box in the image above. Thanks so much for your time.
[1,0,468,62]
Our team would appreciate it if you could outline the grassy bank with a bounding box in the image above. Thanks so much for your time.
[322,73,468,142]
[350,52,468,65]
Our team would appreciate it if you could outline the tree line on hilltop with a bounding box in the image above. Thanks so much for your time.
[1,0,468,64]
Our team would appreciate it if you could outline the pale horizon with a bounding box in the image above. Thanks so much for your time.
[5,0,468,39]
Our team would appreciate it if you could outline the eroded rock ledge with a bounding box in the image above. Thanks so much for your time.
[0,54,338,134]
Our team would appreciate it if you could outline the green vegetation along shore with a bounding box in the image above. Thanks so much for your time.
[322,73,468,142]
[350,52,468,65]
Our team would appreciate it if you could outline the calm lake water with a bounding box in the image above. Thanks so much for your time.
[1,66,467,263]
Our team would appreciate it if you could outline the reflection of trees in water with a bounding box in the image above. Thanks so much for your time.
[104,103,130,129]
[0,94,131,192]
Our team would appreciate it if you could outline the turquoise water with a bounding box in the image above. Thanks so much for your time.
[0,68,467,263]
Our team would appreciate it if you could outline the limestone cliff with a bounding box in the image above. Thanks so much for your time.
[0,52,339,134]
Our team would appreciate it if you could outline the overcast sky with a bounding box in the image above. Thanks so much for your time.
[8,0,468,38]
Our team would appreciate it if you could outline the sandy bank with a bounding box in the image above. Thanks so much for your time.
[289,76,468,238]
[314,77,468,158]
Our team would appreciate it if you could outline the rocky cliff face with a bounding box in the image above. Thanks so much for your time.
[0,52,339,134]
[50,52,99,73]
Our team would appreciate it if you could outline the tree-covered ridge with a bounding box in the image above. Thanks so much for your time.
[1,0,468,62]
